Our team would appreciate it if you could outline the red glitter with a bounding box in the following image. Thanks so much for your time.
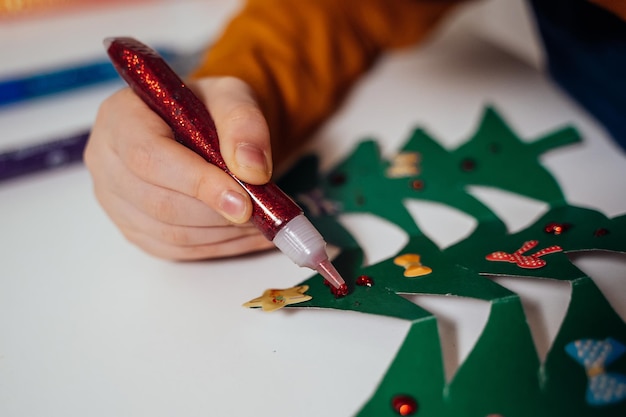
[106,37,300,241]
[356,275,374,287]
[544,222,570,235]
[391,395,418,416]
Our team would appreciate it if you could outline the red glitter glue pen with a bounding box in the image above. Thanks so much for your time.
[104,37,347,295]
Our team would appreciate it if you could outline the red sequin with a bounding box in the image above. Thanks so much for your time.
[392,395,418,416]
[460,158,476,172]
[356,275,374,287]
[544,222,570,235]
[329,172,346,186]
[411,179,424,190]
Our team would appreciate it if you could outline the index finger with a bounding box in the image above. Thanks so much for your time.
[193,77,273,185]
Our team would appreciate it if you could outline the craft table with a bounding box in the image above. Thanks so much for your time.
[1,1,625,416]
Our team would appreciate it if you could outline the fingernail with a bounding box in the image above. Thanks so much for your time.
[235,143,270,175]
[219,190,247,222]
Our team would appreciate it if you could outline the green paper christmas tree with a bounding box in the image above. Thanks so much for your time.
[274,106,626,417]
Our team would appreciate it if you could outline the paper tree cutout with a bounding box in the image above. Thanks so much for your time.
[271,106,626,416]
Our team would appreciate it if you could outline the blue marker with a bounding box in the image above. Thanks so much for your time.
[0,48,182,107]
[0,61,118,107]
[0,45,203,182]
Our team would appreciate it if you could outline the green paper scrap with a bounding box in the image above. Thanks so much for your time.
[273,106,626,416]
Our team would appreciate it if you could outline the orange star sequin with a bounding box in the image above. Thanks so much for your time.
[242,285,312,312]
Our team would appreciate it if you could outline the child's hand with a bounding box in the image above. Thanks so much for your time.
[84,77,276,260]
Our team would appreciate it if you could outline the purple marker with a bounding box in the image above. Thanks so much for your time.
[0,130,88,182]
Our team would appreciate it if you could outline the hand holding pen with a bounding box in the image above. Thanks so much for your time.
[85,38,346,293]
[85,70,277,260]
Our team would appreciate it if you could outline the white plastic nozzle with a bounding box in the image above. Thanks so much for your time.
[272,214,345,289]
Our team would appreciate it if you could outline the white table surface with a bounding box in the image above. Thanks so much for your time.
[1,1,625,416]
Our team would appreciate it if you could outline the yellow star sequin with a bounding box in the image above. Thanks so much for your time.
[394,253,433,277]
[242,285,312,312]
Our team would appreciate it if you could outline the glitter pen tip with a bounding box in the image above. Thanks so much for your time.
[317,258,348,297]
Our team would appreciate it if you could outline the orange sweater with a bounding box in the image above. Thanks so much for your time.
[592,0,626,18]
[192,0,626,165]
[192,0,460,165]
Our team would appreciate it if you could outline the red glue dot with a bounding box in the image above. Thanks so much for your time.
[323,280,348,298]
[594,228,609,237]
[392,395,418,416]
[333,283,348,298]
[356,275,374,287]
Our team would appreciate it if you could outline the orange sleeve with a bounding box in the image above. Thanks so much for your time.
[191,0,461,165]
[590,0,626,20]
